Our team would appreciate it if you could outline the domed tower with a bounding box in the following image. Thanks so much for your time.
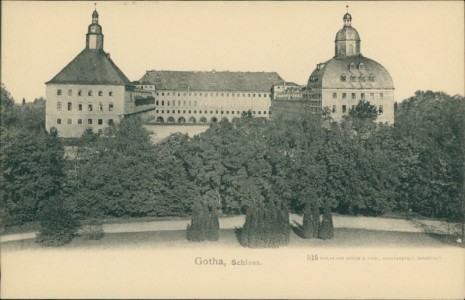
[86,8,104,50]
[335,8,361,56]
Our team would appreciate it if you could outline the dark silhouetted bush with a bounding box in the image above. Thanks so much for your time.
[240,200,290,248]
[318,208,334,240]
[187,201,219,242]
[36,196,80,247]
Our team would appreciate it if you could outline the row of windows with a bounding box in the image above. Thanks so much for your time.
[332,105,384,114]
[157,100,197,106]
[57,102,114,112]
[332,92,384,100]
[156,116,234,124]
[340,74,376,82]
[156,92,270,98]
[156,109,269,115]
[349,63,365,71]
[56,118,114,125]
[57,89,113,97]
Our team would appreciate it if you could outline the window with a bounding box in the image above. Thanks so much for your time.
[189,101,192,106]
[99,102,103,111]
[67,118,72,124]
[361,93,365,100]
[370,93,374,100]
[178,110,181,114]
[78,119,82,125]
[340,74,347,82]
[98,119,103,125]
[88,103,93,111]
[88,119,92,125]
[78,90,82,96]
[161,110,164,113]
[258,94,261,97]
[342,93,347,99]
[162,93,164,96]
[57,89,62,96]
[358,63,365,70]
[68,102,72,111]
[379,105,384,114]
[189,110,191,114]
[226,111,229,114]
[57,118,62,125]
[333,93,337,99]
[78,103,83,111]
[68,89,72,96]
[349,63,355,70]
[350,75,356,82]
[108,119,114,125]
[88,90,93,96]
[264,111,267,115]
[57,102,62,111]
[194,101,197,106]
[156,93,159,96]
[342,105,347,113]
[109,91,113,96]
[360,75,366,82]
[253,94,256,97]
[380,93,384,99]
[167,93,170,96]
[352,105,355,110]
[178,101,181,106]
[369,74,375,82]
[183,101,186,106]
[156,101,159,105]
[161,101,165,106]
[332,105,336,113]
[167,101,170,106]
[351,93,356,100]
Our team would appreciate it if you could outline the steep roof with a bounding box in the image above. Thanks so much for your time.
[47,49,131,85]
[308,55,394,90]
[139,70,284,92]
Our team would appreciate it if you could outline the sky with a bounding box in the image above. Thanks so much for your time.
[1,1,464,103]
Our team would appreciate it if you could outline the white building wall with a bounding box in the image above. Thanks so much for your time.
[46,84,127,137]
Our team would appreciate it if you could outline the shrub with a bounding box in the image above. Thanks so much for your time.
[187,201,219,242]
[36,196,80,247]
[82,219,105,240]
[318,208,334,240]
[301,202,320,239]
[240,200,290,248]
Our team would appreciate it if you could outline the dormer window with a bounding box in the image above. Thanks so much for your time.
[350,75,356,82]
[358,63,365,70]
[369,74,376,82]
[340,74,347,82]
[360,75,366,82]
[349,63,355,70]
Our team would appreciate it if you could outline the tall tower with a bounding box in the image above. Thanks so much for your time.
[86,8,104,50]
[334,7,361,56]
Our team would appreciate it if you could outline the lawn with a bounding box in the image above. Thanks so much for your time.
[1,226,459,252]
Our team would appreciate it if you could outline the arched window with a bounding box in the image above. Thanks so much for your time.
[178,117,186,124]
[167,117,175,123]
[360,75,366,82]
[358,63,365,70]
[211,117,218,123]
[350,75,357,82]
[155,117,164,124]
[200,117,207,123]
[369,74,376,82]
[340,74,347,82]
[188,117,196,123]
[349,63,355,70]
[221,117,229,123]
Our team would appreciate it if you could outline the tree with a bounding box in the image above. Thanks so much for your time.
[1,127,65,225]
[187,191,220,242]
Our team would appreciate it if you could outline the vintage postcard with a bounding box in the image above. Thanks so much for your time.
[1,1,464,299]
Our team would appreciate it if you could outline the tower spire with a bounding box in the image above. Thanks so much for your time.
[87,6,104,49]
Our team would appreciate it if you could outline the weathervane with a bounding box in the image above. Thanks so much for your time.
[346,5,349,13]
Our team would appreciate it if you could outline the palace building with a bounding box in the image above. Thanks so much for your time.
[271,10,395,123]
[137,70,284,124]
[45,9,155,138]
